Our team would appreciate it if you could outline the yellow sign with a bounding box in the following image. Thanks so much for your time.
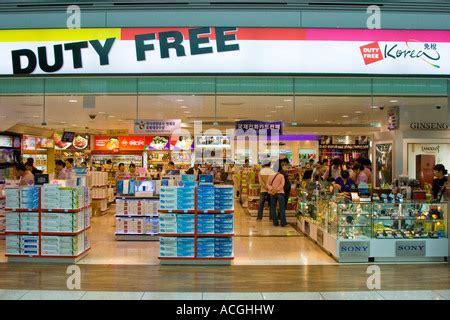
[107,129,128,136]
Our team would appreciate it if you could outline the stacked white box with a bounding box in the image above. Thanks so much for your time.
[59,188,75,209]
[160,237,177,257]
[20,212,39,232]
[159,213,177,234]
[91,172,108,187]
[21,235,39,255]
[41,234,85,256]
[5,188,20,209]
[6,235,20,254]
[159,187,177,210]
[5,212,20,232]
[41,184,61,210]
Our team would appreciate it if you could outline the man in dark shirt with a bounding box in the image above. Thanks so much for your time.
[432,164,448,201]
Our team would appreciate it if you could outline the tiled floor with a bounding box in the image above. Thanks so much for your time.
[0,289,449,300]
[0,201,332,266]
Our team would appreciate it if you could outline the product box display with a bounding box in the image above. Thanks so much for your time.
[197,238,215,257]
[214,237,233,257]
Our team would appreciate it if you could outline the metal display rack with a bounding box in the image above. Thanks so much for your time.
[5,189,91,263]
[158,187,234,265]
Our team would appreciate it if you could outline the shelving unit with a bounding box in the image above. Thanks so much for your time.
[159,186,234,265]
[115,196,159,241]
[90,172,110,216]
[5,188,91,263]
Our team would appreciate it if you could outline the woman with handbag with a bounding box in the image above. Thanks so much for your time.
[267,162,288,227]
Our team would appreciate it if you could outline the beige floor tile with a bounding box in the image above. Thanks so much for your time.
[20,290,86,300]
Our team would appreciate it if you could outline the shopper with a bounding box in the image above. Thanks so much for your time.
[359,158,373,184]
[81,162,87,168]
[267,163,287,227]
[104,160,113,171]
[186,163,203,181]
[333,170,356,193]
[256,161,275,221]
[55,160,67,179]
[323,158,343,181]
[280,160,292,218]
[303,159,315,181]
[15,163,34,186]
[353,164,368,186]
[432,164,448,201]
[25,158,42,175]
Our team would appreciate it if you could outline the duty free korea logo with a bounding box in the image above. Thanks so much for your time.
[360,41,441,68]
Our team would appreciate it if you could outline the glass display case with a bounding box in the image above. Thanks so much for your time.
[335,203,372,240]
[372,202,447,239]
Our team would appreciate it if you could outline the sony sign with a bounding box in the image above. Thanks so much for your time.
[396,241,426,257]
[410,122,449,130]
[339,241,370,258]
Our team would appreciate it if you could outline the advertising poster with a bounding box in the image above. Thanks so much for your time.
[170,135,194,151]
[375,143,393,187]
[93,136,119,151]
[119,136,145,151]
[54,133,89,150]
[144,136,170,151]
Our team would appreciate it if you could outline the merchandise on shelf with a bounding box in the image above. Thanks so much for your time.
[91,186,108,199]
[0,196,5,235]
[90,172,109,187]
[4,185,91,259]
[115,217,159,235]
[116,198,159,216]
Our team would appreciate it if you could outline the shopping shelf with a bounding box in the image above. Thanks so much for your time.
[158,209,233,214]
[5,208,39,212]
[197,234,234,237]
[5,231,39,235]
[159,233,195,237]
[159,257,233,260]
[41,205,90,213]
[41,226,91,236]
[115,214,159,218]
[115,232,159,236]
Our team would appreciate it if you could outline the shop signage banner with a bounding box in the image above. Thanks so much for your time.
[375,143,393,188]
[23,135,54,150]
[93,136,119,151]
[54,132,89,150]
[119,136,145,151]
[144,136,170,151]
[134,119,181,135]
[107,129,128,136]
[0,135,12,148]
[395,241,426,257]
[339,241,370,258]
[170,136,194,151]
[235,120,283,135]
[2,28,450,75]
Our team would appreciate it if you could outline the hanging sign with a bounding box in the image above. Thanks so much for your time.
[134,119,181,135]
[119,136,145,151]
[235,120,283,136]
[387,106,400,131]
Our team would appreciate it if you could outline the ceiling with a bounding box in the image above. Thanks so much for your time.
[0,94,447,135]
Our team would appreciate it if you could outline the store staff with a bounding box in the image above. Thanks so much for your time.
[333,170,356,193]
[15,163,34,186]
[55,160,68,179]
[65,158,74,179]
[432,164,448,201]
[128,163,138,178]
[115,163,127,180]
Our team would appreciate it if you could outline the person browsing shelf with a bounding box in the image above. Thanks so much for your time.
[256,161,275,221]
[267,163,288,227]
[15,163,34,186]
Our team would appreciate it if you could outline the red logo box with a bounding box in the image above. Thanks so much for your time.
[360,42,383,65]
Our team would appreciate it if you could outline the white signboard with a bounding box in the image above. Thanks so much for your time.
[134,119,181,135]
[0,27,449,75]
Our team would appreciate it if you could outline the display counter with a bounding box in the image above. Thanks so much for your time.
[297,192,448,262]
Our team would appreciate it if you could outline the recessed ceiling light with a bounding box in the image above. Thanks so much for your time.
[0,115,6,118]
[180,106,188,109]
[69,99,78,103]
[117,119,123,122]
[326,121,332,123]
[355,111,363,114]
[176,99,184,102]
[291,122,298,126]
[265,115,272,117]
[342,115,349,118]
[270,110,277,113]
[71,124,77,127]
[98,112,105,114]
[60,121,67,124]
[314,119,318,122]
[389,99,398,103]
[371,105,379,109]
[109,115,115,118]
[275,105,284,109]
[283,99,292,102]
[184,111,191,114]
[33,115,39,118]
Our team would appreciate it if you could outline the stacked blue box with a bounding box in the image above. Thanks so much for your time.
[176,187,195,210]
[197,214,215,234]
[20,187,39,210]
[197,185,215,211]
[197,238,215,257]
[177,237,195,257]
[159,187,177,210]
[159,214,177,234]
[181,174,196,182]
[214,214,234,234]
[214,237,233,257]
[176,214,195,234]
[214,186,234,211]
[160,237,177,257]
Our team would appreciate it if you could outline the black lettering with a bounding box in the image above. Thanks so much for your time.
[216,27,240,52]
[159,31,186,59]
[189,27,213,55]
[90,38,115,65]
[64,41,89,69]
[386,44,397,59]
[38,45,63,73]
[422,51,440,61]
[12,49,37,74]
[135,33,156,61]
